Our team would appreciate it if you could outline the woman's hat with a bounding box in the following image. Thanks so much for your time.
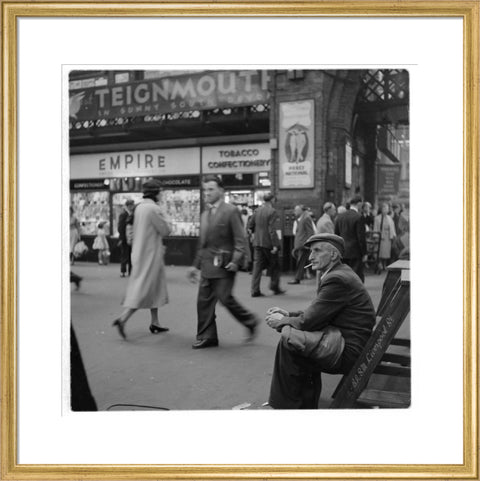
[142,179,162,194]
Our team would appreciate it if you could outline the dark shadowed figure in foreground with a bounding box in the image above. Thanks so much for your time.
[71,326,97,411]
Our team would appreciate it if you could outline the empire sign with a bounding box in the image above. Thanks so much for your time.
[69,70,271,121]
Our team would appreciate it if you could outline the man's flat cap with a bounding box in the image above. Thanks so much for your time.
[304,233,345,256]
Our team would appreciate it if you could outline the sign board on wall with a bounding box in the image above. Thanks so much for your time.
[377,164,401,195]
[202,143,271,174]
[279,100,315,189]
[345,142,352,187]
[69,70,270,121]
[70,148,200,179]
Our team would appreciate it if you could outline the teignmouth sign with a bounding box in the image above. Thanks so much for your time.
[69,70,271,121]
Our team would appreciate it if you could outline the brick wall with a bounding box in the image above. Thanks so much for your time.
[270,69,365,217]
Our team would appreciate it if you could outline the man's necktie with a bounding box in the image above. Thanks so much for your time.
[207,206,214,227]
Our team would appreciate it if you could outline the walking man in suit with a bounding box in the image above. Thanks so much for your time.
[187,175,260,349]
[288,205,316,285]
[249,193,284,297]
[334,195,368,282]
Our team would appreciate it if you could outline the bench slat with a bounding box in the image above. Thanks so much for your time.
[356,389,411,408]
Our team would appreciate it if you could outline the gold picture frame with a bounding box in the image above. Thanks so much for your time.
[2,1,478,479]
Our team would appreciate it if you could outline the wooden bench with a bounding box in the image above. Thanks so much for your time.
[330,269,410,409]
[377,259,410,317]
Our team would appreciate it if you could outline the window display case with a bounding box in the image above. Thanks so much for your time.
[71,191,110,235]
[159,189,200,237]
[224,189,270,207]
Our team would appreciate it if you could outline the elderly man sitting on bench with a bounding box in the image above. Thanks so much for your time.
[265,233,376,409]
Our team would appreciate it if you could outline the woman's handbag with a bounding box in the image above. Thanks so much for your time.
[73,240,89,259]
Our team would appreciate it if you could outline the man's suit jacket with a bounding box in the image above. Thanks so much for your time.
[334,209,367,259]
[294,211,315,250]
[193,201,246,278]
[284,262,375,371]
[316,213,335,234]
[249,203,280,249]
[117,210,129,243]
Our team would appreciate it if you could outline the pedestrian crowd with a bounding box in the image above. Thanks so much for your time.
[70,178,409,409]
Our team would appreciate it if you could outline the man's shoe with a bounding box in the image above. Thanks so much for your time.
[251,292,265,297]
[74,277,83,291]
[287,280,300,285]
[192,339,219,349]
[271,289,286,295]
[245,316,260,343]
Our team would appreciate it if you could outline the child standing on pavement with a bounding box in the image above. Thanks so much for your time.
[93,221,110,265]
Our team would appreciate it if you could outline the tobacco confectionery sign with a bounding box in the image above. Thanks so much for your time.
[279,99,315,189]
[202,143,271,174]
[69,70,270,121]
[70,147,200,179]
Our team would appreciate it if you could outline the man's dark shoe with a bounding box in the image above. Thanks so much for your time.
[251,292,265,297]
[271,289,286,295]
[74,277,83,291]
[192,339,219,349]
[287,280,300,285]
[245,316,260,343]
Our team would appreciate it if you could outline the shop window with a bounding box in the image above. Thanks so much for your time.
[71,191,110,236]
[159,189,200,237]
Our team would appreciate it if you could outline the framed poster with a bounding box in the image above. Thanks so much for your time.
[1,2,478,480]
[279,99,315,188]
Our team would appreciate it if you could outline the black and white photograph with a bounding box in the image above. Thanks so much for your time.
[68,68,411,411]
[4,4,476,477]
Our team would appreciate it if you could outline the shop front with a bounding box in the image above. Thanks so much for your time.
[202,142,272,209]
[70,147,201,265]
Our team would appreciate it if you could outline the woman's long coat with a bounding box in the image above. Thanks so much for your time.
[374,214,396,260]
[122,199,171,309]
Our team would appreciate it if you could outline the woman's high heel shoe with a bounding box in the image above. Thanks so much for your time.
[149,324,169,334]
[112,319,127,339]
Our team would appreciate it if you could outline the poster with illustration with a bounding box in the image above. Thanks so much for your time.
[279,99,315,188]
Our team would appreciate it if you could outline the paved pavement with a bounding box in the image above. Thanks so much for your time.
[71,262,406,410]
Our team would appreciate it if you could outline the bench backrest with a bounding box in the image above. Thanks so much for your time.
[330,270,410,409]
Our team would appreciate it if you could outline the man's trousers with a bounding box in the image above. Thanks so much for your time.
[294,248,311,282]
[196,274,257,341]
[120,242,132,275]
[268,339,323,409]
[251,246,281,294]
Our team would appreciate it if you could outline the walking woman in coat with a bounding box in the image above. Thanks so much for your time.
[373,202,396,273]
[112,180,172,340]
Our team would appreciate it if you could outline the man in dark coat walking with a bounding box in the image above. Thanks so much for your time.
[265,233,376,409]
[187,175,260,349]
[288,205,315,285]
[249,193,284,297]
[117,198,135,277]
[334,196,368,282]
